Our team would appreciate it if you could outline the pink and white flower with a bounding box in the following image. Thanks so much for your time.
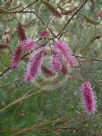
[21,39,36,52]
[55,40,78,68]
[51,51,63,72]
[25,48,45,83]
[80,81,97,114]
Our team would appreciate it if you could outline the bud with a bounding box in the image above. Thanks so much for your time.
[11,47,22,69]
[17,23,26,41]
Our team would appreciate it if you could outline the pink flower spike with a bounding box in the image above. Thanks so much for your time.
[55,40,79,68]
[11,47,22,69]
[40,31,49,38]
[21,39,36,52]
[80,81,97,114]
[25,48,45,83]
[51,52,63,72]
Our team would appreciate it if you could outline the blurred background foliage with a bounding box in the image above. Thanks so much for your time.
[0,0,102,136]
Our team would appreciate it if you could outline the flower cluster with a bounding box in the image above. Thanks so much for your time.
[11,23,36,69]
[11,23,97,115]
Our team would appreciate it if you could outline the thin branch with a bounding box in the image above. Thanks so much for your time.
[57,0,89,38]
[19,0,38,11]
[0,89,42,112]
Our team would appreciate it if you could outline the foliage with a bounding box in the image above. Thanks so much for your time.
[0,0,102,136]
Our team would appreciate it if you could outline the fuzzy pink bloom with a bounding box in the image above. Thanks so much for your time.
[55,40,78,68]
[25,49,45,83]
[80,81,96,114]
[21,39,36,52]
[11,47,22,69]
[51,52,63,72]
[40,31,48,38]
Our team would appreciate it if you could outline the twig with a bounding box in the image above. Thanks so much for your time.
[0,90,42,112]
[57,0,89,38]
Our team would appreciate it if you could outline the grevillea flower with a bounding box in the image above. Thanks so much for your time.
[11,46,22,69]
[40,31,49,38]
[55,40,78,68]
[21,39,36,52]
[51,52,63,72]
[80,81,96,114]
[25,48,45,83]
[17,23,26,41]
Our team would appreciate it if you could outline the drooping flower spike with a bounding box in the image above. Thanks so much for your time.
[80,81,97,114]
[17,23,26,41]
[51,52,63,72]
[11,46,22,69]
[21,39,36,53]
[25,48,45,83]
[55,40,79,68]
